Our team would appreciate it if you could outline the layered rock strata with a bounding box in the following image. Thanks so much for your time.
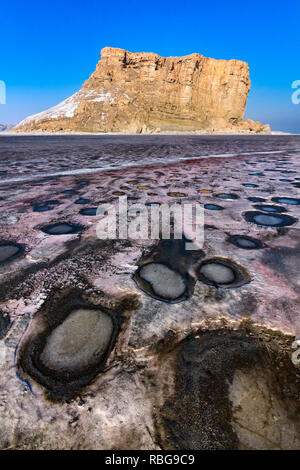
[14,47,270,134]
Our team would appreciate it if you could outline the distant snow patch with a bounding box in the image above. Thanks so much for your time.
[92,91,114,103]
[78,89,115,103]
[15,88,116,127]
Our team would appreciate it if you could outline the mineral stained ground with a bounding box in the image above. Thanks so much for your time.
[0,134,300,449]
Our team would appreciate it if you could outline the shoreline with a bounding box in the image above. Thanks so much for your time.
[0,130,296,137]
[0,148,287,186]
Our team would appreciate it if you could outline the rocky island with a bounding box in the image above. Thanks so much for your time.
[14,47,270,134]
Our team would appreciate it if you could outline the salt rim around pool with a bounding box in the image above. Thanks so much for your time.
[227,235,263,250]
[253,204,286,213]
[40,308,114,373]
[133,238,203,303]
[33,205,55,212]
[79,207,98,216]
[40,222,83,235]
[248,197,266,203]
[74,198,90,204]
[215,193,239,200]
[0,241,25,264]
[244,211,297,228]
[196,257,251,288]
[17,290,120,402]
[271,197,300,206]
[204,204,224,211]
[137,263,187,301]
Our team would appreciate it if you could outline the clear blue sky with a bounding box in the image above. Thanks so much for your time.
[0,0,299,132]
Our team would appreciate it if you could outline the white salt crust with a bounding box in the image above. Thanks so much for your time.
[199,263,235,284]
[40,308,113,372]
[139,263,186,300]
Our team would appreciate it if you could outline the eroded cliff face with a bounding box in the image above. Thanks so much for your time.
[14,47,270,133]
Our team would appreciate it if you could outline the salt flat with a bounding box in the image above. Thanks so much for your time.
[0,134,300,449]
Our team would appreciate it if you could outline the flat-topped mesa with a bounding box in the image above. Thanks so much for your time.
[14,47,270,134]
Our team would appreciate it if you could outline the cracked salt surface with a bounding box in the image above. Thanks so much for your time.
[0,150,287,186]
